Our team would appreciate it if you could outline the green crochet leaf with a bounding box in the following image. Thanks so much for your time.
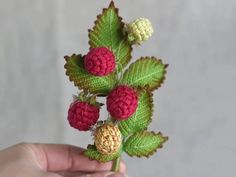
[89,1,132,72]
[124,131,168,158]
[64,54,116,94]
[84,145,122,163]
[121,57,168,91]
[119,89,153,137]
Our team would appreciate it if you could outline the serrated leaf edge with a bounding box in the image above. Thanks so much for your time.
[64,54,116,94]
[124,131,168,158]
[119,88,154,137]
[84,144,123,163]
[122,57,168,91]
[88,1,133,70]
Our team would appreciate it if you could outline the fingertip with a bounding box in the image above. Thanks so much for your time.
[93,160,113,171]
[107,172,126,177]
[78,172,124,177]
[119,160,127,174]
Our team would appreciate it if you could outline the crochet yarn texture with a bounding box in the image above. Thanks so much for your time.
[107,85,138,120]
[127,18,154,44]
[84,47,116,76]
[64,0,168,170]
[68,101,100,131]
[95,124,122,155]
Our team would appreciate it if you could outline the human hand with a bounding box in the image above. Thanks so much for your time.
[0,143,127,177]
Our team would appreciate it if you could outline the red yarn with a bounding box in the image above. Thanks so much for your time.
[107,85,138,120]
[68,101,99,131]
[84,47,116,76]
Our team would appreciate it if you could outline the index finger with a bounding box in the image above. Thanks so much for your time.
[31,143,126,173]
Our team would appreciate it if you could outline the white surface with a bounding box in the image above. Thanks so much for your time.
[0,0,236,177]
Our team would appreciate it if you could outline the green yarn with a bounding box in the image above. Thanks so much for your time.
[89,1,132,72]
[124,131,168,158]
[119,89,153,137]
[64,54,116,94]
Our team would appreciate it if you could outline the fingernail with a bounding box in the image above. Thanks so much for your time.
[106,172,115,177]
[107,173,128,177]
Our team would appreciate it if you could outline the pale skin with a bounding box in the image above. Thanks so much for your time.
[0,143,127,177]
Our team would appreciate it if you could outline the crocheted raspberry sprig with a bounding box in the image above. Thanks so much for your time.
[64,1,168,172]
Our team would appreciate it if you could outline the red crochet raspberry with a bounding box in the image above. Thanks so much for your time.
[68,101,100,131]
[107,85,138,120]
[84,47,116,76]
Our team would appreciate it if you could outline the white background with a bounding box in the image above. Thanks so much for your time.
[0,0,236,177]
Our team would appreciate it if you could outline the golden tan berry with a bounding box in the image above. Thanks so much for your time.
[95,124,122,155]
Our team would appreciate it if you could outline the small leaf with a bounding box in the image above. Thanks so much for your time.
[64,54,116,94]
[121,57,168,91]
[89,1,132,72]
[84,145,122,163]
[124,131,168,158]
[119,89,153,137]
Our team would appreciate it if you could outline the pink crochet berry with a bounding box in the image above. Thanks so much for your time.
[68,101,100,131]
[107,85,138,120]
[84,47,116,76]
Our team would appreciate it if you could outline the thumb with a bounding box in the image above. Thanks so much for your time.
[79,172,125,177]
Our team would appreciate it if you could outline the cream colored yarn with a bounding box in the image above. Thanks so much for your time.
[127,18,154,44]
[95,124,122,155]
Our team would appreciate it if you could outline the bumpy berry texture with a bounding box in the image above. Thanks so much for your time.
[68,101,100,131]
[107,85,138,120]
[127,18,154,44]
[84,47,116,76]
[65,1,168,165]
[95,124,122,155]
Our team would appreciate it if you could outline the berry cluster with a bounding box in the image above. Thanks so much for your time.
[64,1,168,167]
[67,19,152,154]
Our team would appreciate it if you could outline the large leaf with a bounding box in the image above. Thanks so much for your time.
[64,54,116,94]
[121,57,168,91]
[124,131,168,158]
[89,1,132,72]
[119,89,153,137]
[84,145,122,163]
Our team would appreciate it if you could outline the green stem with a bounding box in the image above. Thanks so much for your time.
[111,155,121,172]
